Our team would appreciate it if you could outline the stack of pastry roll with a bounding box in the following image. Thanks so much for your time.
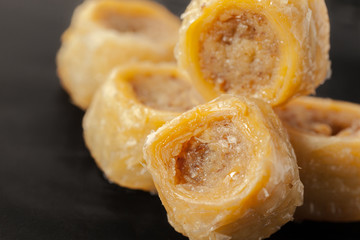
[57,0,180,109]
[59,0,360,238]
[276,97,360,222]
[83,63,204,191]
[177,0,330,106]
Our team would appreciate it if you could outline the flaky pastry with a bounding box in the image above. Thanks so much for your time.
[177,0,330,106]
[57,0,180,109]
[144,95,303,240]
[83,63,203,191]
[276,97,360,221]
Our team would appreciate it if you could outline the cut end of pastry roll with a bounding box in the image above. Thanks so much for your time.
[276,97,360,221]
[129,71,203,113]
[144,95,303,240]
[199,9,280,97]
[57,0,180,109]
[177,0,330,106]
[277,97,360,138]
[83,63,204,191]
[90,0,180,47]
[174,118,251,191]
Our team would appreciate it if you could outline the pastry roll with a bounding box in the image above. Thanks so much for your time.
[177,0,331,106]
[57,0,180,109]
[144,95,303,240]
[83,63,204,191]
[276,97,360,221]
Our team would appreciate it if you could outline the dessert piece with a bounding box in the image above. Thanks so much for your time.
[83,63,204,191]
[144,95,303,239]
[57,0,180,109]
[276,97,360,221]
[177,0,331,106]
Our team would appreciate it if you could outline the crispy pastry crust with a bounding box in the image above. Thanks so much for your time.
[144,95,303,240]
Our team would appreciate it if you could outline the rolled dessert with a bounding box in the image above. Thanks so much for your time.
[57,0,180,109]
[83,63,204,191]
[177,0,331,106]
[144,95,303,240]
[276,97,360,222]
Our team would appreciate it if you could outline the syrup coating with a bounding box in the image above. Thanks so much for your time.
[144,95,303,240]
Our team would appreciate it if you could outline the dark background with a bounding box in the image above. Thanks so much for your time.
[0,0,359,239]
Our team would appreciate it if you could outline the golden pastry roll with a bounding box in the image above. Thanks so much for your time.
[144,95,303,240]
[177,0,331,106]
[83,63,204,191]
[276,97,360,221]
[57,0,180,109]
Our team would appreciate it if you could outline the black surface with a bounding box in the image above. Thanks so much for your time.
[0,0,359,239]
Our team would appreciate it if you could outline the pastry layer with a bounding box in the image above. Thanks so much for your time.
[57,0,180,109]
[144,95,303,240]
[276,97,360,221]
[177,0,331,106]
[83,63,203,191]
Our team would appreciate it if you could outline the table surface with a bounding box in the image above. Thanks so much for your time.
[1,0,359,239]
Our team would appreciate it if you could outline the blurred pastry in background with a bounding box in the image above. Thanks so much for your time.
[276,97,360,222]
[57,0,180,109]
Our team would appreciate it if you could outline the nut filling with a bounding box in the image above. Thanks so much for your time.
[95,6,171,42]
[277,105,360,137]
[175,119,251,191]
[199,9,280,94]
[130,73,203,112]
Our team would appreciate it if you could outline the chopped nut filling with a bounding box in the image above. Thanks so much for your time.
[277,104,360,137]
[130,73,203,112]
[199,9,280,95]
[175,119,250,191]
[94,5,172,42]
